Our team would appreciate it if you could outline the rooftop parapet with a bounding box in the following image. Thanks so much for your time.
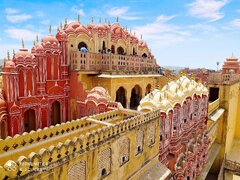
[0,108,160,179]
[70,51,159,74]
[208,73,240,85]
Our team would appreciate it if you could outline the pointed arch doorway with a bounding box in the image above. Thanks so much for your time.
[51,101,61,126]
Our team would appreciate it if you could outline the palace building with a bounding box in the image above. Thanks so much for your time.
[0,15,239,180]
[0,16,162,138]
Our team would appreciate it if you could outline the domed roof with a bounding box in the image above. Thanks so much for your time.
[4,60,15,68]
[56,29,67,40]
[42,35,59,45]
[227,54,238,61]
[32,43,43,52]
[15,48,34,59]
[138,76,208,112]
[86,87,111,103]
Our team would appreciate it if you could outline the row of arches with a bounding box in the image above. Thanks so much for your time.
[115,84,151,109]
[23,101,61,133]
[78,41,148,57]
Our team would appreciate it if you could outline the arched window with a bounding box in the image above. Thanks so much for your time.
[116,87,126,108]
[51,101,61,125]
[117,46,124,55]
[145,84,151,95]
[130,85,142,110]
[78,42,88,52]
[24,109,36,132]
[142,53,147,58]
[111,45,115,54]
[133,47,136,55]
[0,119,7,139]
[102,41,106,53]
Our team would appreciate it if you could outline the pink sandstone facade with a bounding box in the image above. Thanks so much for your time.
[0,18,157,139]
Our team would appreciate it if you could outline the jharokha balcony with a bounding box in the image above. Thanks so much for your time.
[70,51,160,74]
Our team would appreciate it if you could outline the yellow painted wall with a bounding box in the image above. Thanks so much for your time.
[234,88,240,139]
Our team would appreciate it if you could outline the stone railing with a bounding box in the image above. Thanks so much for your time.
[208,98,220,115]
[70,51,160,74]
[0,109,119,154]
[208,73,240,85]
[0,109,160,179]
[225,160,240,173]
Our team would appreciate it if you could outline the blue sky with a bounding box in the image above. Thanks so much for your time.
[0,0,240,69]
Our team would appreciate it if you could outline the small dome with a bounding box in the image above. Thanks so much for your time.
[56,30,67,40]
[34,43,43,51]
[15,48,34,59]
[227,55,238,61]
[4,60,15,68]
[42,35,59,45]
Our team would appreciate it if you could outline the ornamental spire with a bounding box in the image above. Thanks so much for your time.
[49,25,52,34]
[116,16,119,23]
[60,22,62,30]
[78,14,80,23]
[99,17,102,24]
[91,17,94,24]
[36,35,38,43]
[64,18,67,27]
[22,39,24,48]
[13,49,15,55]
[7,50,10,60]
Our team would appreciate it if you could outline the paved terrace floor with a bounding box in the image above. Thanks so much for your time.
[227,139,240,163]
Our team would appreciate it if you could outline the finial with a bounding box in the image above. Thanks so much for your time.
[134,31,136,36]
[116,16,119,23]
[7,50,10,60]
[13,49,15,55]
[60,22,62,30]
[91,17,94,24]
[78,14,80,23]
[36,35,38,43]
[130,29,132,33]
[99,17,102,23]
[108,20,110,25]
[141,34,142,39]
[49,25,52,34]
[22,39,24,48]
[64,18,67,27]
[126,25,127,30]
[105,18,107,23]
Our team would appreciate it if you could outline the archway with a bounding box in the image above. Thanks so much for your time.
[24,109,36,132]
[145,84,151,95]
[102,41,106,53]
[111,45,115,54]
[78,42,88,51]
[51,101,61,125]
[142,53,147,58]
[130,85,142,109]
[117,46,124,55]
[115,87,126,108]
[133,47,136,55]
[0,120,7,139]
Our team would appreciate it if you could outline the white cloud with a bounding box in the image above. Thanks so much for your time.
[71,6,85,16]
[5,8,18,14]
[41,19,50,25]
[107,7,142,20]
[231,19,240,27]
[189,23,216,31]
[188,0,229,22]
[6,14,32,23]
[36,11,45,17]
[237,9,240,13]
[5,28,39,41]
[133,15,190,48]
